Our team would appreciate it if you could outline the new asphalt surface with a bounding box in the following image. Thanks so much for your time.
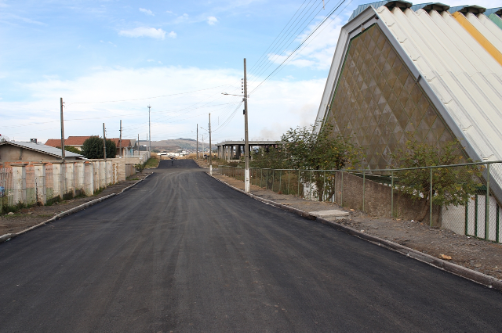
[1,160,501,332]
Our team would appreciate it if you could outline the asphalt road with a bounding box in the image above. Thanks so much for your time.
[1,159,501,332]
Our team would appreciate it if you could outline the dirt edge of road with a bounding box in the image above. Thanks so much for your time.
[0,172,152,243]
[207,171,502,293]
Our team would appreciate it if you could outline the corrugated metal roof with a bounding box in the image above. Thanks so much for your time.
[485,7,502,17]
[0,141,84,159]
[349,1,412,21]
[410,2,449,12]
[448,5,486,14]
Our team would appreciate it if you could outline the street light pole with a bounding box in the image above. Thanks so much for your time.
[243,58,250,193]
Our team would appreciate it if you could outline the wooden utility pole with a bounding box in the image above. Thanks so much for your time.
[60,98,65,162]
[148,105,151,154]
[119,120,122,157]
[243,58,250,192]
[103,123,107,160]
[196,124,199,159]
[209,113,212,175]
[137,134,140,154]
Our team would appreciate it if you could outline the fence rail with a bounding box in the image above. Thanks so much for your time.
[218,161,502,244]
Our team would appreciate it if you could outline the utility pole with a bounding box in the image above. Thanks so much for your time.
[60,98,65,163]
[119,120,122,158]
[196,124,199,159]
[103,123,107,160]
[60,97,67,195]
[148,105,151,154]
[209,113,212,175]
[202,134,204,157]
[137,134,140,154]
[243,58,250,193]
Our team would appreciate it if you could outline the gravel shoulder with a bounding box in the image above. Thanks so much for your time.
[210,170,502,281]
[0,171,152,235]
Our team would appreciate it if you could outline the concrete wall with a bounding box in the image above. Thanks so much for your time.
[0,158,136,210]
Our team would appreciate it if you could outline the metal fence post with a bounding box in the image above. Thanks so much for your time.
[298,169,300,197]
[287,171,290,195]
[391,170,394,218]
[486,163,490,240]
[272,170,275,192]
[430,167,433,227]
[323,171,326,201]
[341,171,344,207]
[310,170,312,201]
[279,170,282,193]
[362,169,366,212]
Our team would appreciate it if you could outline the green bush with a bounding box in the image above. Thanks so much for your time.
[82,136,117,159]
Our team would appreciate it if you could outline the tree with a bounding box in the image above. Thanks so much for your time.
[56,146,82,154]
[65,146,81,154]
[81,136,117,159]
[251,124,361,199]
[391,140,482,222]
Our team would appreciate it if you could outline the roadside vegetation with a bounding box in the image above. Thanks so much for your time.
[391,140,482,222]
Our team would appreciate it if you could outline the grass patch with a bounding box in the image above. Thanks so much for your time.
[144,157,160,169]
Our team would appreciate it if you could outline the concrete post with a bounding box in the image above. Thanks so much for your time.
[92,161,99,191]
[99,161,106,188]
[66,162,74,196]
[53,164,61,198]
[85,162,94,195]
[77,162,85,193]
[12,165,26,205]
[34,164,46,205]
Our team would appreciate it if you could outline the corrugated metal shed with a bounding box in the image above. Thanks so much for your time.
[0,141,84,159]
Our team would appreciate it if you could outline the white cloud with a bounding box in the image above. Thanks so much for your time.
[119,27,166,39]
[139,8,154,16]
[267,16,343,70]
[207,16,218,25]
[168,31,177,38]
[0,67,325,143]
[174,13,189,24]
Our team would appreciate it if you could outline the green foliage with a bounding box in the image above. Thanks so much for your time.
[81,136,117,159]
[392,140,482,221]
[251,124,361,171]
[144,157,159,169]
[251,124,361,200]
[64,146,81,154]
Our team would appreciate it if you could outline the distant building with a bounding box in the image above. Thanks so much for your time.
[45,136,138,157]
[45,136,91,151]
[0,141,84,162]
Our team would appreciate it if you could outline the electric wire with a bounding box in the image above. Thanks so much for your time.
[250,0,348,94]
[251,0,334,80]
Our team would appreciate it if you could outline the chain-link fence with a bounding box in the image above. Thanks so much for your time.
[218,161,502,244]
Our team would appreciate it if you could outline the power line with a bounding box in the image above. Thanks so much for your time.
[250,0,324,78]
[67,84,231,105]
[251,0,334,80]
[249,0,311,73]
[250,0,348,94]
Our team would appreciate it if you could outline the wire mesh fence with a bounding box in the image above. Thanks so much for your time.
[218,161,502,244]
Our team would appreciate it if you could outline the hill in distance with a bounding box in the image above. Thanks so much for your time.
[138,138,213,152]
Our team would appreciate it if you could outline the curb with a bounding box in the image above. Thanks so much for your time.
[0,173,151,244]
[207,173,502,292]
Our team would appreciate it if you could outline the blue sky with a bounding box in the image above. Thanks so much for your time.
[0,0,500,144]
